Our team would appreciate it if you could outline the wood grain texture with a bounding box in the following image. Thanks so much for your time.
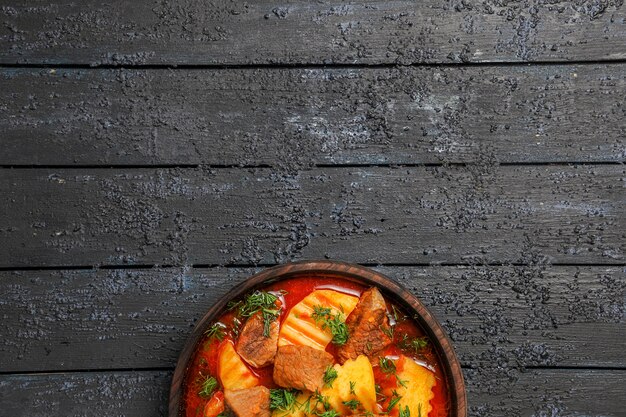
[0,0,624,65]
[0,371,169,416]
[0,369,624,417]
[0,165,623,267]
[1,66,624,165]
[1,266,623,373]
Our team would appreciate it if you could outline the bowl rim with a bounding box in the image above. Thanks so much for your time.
[169,259,467,417]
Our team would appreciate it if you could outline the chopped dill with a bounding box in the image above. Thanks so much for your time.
[375,384,386,402]
[323,366,338,387]
[381,323,395,339]
[204,322,226,341]
[387,390,402,412]
[392,305,407,322]
[315,411,340,417]
[379,357,396,374]
[398,334,429,353]
[349,381,356,395]
[342,399,360,410]
[313,391,331,411]
[269,388,300,413]
[197,375,218,398]
[311,305,349,346]
[399,405,411,417]
[229,290,281,337]
[396,375,409,388]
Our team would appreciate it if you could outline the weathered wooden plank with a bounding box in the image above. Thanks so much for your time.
[1,266,623,372]
[0,166,623,267]
[0,0,624,65]
[1,66,624,165]
[0,371,169,416]
[1,369,624,416]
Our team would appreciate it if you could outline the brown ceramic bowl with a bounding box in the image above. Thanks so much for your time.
[169,260,467,417]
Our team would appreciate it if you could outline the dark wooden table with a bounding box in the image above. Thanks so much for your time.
[0,1,624,416]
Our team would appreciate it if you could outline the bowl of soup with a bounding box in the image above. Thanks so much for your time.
[170,260,466,417]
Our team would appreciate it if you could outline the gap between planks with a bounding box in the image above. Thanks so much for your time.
[1,162,624,169]
[2,58,626,70]
[0,262,624,272]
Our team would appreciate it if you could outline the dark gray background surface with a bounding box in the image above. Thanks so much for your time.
[0,1,624,416]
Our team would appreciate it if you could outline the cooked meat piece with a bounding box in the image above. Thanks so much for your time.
[224,386,270,417]
[273,345,334,391]
[337,287,392,363]
[236,311,279,368]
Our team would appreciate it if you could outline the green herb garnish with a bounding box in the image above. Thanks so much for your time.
[312,305,332,317]
[204,323,226,341]
[311,305,349,346]
[229,290,281,337]
[396,375,409,388]
[399,405,411,417]
[313,391,331,411]
[315,411,340,417]
[387,390,402,412]
[323,366,338,387]
[349,381,356,395]
[379,357,396,374]
[198,376,219,398]
[300,395,313,415]
[398,334,429,353]
[392,305,406,322]
[269,388,300,412]
[342,399,360,410]
[375,384,385,402]
[381,323,395,339]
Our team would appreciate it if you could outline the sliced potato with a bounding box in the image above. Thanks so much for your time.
[320,355,377,415]
[395,355,436,417]
[278,289,359,350]
[218,341,259,390]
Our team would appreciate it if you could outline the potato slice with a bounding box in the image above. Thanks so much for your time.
[395,355,436,417]
[218,341,259,390]
[278,289,359,350]
[320,355,377,415]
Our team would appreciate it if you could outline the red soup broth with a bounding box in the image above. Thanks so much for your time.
[183,275,450,417]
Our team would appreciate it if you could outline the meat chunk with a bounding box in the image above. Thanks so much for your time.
[236,311,279,368]
[337,287,392,363]
[224,386,270,417]
[273,345,334,391]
